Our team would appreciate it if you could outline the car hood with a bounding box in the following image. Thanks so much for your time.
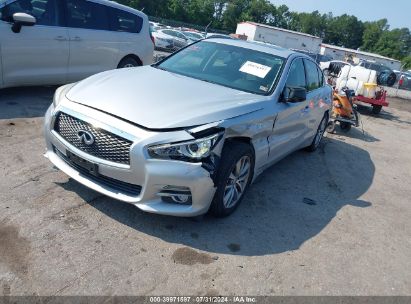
[66,66,268,130]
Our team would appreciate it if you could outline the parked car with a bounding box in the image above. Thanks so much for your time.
[396,71,411,90]
[149,21,165,28]
[358,61,397,87]
[44,38,332,217]
[155,28,189,50]
[152,30,174,51]
[182,31,204,42]
[0,0,154,89]
[206,33,233,39]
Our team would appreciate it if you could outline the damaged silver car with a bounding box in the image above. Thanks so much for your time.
[44,38,332,217]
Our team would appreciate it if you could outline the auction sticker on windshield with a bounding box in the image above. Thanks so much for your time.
[240,61,272,78]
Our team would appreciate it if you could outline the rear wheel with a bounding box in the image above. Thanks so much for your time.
[306,114,328,152]
[210,142,254,217]
[372,105,382,115]
[118,57,140,69]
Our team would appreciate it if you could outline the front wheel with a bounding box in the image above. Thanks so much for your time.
[210,142,254,217]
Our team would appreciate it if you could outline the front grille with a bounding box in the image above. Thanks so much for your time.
[54,112,132,164]
[55,148,142,197]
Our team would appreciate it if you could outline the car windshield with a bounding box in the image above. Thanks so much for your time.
[184,32,203,40]
[156,41,285,95]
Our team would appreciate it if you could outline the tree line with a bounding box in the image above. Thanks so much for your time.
[118,0,411,68]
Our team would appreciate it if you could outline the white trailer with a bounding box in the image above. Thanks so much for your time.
[320,43,401,70]
[236,21,322,54]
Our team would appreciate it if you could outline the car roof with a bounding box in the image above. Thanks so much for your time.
[205,38,297,59]
[89,0,147,18]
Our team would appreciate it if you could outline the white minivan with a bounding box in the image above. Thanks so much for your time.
[0,0,154,89]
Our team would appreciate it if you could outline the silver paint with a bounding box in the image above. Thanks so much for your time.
[44,39,332,217]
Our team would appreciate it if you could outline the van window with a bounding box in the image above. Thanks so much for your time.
[66,0,109,30]
[304,59,320,91]
[1,0,59,26]
[108,7,143,33]
[286,58,306,89]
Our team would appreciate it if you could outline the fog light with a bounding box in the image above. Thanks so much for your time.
[172,195,190,204]
[157,186,192,205]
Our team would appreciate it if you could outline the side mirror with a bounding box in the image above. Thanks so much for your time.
[282,86,307,103]
[12,13,36,33]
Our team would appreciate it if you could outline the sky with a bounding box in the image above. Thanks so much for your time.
[270,0,411,30]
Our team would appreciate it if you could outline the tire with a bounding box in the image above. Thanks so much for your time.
[372,105,382,115]
[210,142,254,217]
[306,114,328,152]
[118,57,140,69]
[340,122,351,133]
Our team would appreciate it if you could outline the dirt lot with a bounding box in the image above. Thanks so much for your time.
[0,86,410,296]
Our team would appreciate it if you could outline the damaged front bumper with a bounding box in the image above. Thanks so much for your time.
[44,102,220,217]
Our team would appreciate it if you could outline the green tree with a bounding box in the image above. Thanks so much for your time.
[221,0,251,31]
[373,28,411,59]
[239,0,275,24]
[292,10,328,38]
[269,4,292,29]
[361,19,389,52]
[324,14,364,49]
[402,56,411,69]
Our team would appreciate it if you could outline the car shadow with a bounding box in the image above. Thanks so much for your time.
[0,86,56,120]
[356,104,411,126]
[56,136,374,256]
[330,125,380,142]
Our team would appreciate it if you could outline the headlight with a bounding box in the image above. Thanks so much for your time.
[148,133,223,161]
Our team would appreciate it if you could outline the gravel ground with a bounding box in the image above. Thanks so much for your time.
[0,86,410,296]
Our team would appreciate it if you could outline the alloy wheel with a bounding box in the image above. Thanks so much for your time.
[314,117,327,147]
[223,156,251,209]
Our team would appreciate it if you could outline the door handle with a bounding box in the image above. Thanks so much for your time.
[55,36,67,41]
[71,36,82,41]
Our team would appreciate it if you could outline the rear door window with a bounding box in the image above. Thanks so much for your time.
[108,7,142,33]
[304,59,320,91]
[66,0,109,30]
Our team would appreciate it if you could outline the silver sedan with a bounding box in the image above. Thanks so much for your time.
[44,38,332,217]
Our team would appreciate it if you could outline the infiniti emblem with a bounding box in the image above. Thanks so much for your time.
[77,130,95,146]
